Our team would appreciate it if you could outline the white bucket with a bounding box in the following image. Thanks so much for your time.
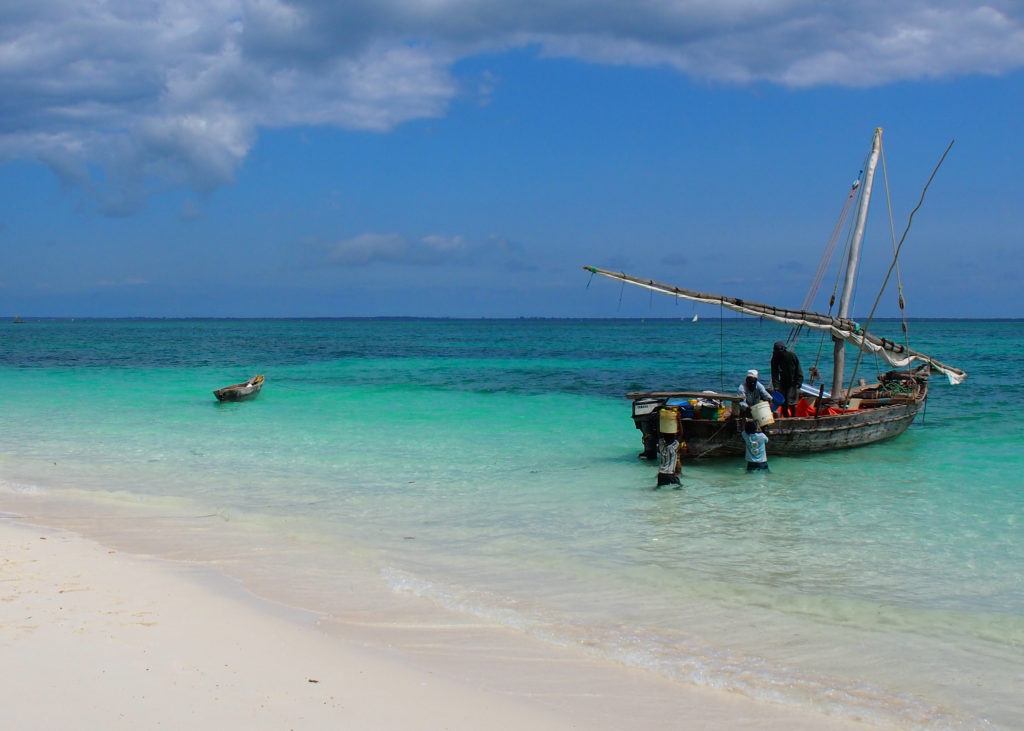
[750,400,775,427]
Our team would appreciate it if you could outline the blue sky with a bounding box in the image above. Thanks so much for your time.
[1,2,1022,317]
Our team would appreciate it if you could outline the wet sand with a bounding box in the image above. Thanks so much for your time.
[0,514,885,730]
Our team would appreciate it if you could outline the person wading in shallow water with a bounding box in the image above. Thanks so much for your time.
[742,421,769,472]
[656,408,683,489]
[771,341,803,418]
[656,432,682,488]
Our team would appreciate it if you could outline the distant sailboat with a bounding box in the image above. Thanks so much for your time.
[691,314,699,323]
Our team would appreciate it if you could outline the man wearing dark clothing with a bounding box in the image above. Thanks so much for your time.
[771,341,803,418]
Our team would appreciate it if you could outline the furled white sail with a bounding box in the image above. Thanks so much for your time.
[583,266,966,385]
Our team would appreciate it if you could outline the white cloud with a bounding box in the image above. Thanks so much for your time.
[421,234,466,252]
[325,232,507,266]
[95,276,149,287]
[1,1,1022,211]
[326,233,409,265]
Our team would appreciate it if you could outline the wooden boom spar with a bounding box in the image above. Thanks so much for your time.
[582,265,966,385]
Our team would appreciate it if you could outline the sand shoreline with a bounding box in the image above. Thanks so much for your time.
[0,502,888,731]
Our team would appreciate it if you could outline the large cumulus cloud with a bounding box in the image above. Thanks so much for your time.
[2,0,1022,211]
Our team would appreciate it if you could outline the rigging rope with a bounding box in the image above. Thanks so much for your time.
[788,170,863,346]
[845,139,955,398]
[809,162,870,379]
[719,299,725,391]
[880,141,911,350]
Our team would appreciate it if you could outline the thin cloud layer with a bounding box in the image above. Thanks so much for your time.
[326,232,468,266]
[2,1,1022,211]
[323,232,534,269]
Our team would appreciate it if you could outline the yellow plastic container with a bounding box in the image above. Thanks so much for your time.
[659,407,680,434]
[750,400,775,427]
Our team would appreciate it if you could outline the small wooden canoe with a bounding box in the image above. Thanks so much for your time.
[214,374,264,402]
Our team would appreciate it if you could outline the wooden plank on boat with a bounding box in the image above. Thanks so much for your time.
[854,396,916,407]
[626,390,743,402]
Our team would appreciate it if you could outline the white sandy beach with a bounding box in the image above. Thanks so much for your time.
[0,514,887,731]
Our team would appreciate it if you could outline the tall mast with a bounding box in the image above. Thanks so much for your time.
[832,127,883,397]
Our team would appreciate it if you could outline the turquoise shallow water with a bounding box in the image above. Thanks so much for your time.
[1,318,1021,728]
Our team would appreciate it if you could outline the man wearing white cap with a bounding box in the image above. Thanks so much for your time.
[739,369,773,411]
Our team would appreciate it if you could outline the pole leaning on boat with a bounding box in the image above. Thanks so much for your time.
[832,127,883,398]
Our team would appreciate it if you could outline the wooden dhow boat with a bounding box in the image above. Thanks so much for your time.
[585,128,966,459]
[214,374,265,402]
[624,371,929,458]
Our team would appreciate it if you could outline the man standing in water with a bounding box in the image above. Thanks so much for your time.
[656,432,682,488]
[771,341,803,418]
[656,407,683,489]
[743,421,769,472]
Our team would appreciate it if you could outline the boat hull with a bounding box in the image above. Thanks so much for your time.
[631,379,926,459]
[675,400,922,458]
[214,385,262,402]
[213,375,264,402]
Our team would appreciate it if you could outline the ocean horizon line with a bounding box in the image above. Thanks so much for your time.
[5,315,1023,323]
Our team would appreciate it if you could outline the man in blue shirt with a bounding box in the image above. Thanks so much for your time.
[742,421,769,472]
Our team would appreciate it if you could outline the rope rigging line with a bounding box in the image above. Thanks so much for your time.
[880,141,911,350]
[719,299,725,391]
[809,160,870,379]
[790,168,864,329]
[788,168,863,346]
[693,419,736,459]
[845,139,955,399]
[844,156,876,329]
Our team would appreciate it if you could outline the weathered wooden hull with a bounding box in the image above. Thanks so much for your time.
[674,400,922,458]
[214,375,264,402]
[631,376,927,459]
[214,384,261,402]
